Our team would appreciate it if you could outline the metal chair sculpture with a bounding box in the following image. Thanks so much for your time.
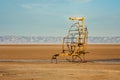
[51,17,88,63]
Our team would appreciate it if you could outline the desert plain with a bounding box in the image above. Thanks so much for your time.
[0,44,120,80]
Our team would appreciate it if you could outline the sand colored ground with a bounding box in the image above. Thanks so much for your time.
[0,44,120,80]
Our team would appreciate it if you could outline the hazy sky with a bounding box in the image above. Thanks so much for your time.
[0,0,120,36]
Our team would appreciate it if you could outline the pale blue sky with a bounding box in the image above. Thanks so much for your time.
[0,0,120,36]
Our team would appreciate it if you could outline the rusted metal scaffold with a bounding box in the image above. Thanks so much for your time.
[51,17,88,63]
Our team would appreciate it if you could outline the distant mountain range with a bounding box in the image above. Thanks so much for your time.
[0,36,120,44]
[88,36,120,44]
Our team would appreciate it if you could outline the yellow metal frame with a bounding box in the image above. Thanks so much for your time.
[51,17,88,63]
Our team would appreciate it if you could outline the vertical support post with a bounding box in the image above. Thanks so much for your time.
[62,37,65,52]
[78,21,80,43]
[82,17,84,44]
